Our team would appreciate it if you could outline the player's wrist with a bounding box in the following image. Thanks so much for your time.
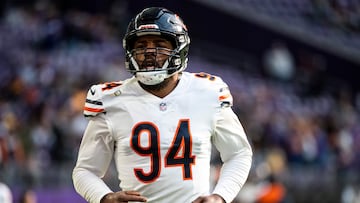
[100,192,115,203]
[212,194,226,203]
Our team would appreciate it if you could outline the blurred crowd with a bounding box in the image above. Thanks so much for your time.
[0,2,360,203]
[193,53,360,202]
[0,0,130,197]
[310,0,360,32]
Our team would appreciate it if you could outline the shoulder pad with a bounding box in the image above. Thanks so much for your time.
[83,81,123,117]
[83,84,105,117]
[219,86,233,108]
[193,72,233,108]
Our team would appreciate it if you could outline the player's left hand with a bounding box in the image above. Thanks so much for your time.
[192,194,225,203]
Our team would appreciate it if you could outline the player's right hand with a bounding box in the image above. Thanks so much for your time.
[100,190,147,203]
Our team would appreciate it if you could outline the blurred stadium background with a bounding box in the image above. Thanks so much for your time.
[0,0,359,202]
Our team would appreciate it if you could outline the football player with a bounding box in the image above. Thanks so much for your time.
[72,7,252,203]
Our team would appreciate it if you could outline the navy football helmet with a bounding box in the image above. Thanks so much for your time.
[123,7,190,85]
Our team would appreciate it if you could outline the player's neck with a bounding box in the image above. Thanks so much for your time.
[139,74,180,98]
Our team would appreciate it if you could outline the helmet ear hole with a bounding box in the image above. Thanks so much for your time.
[126,38,136,51]
[162,35,177,49]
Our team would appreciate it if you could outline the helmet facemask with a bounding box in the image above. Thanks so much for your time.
[127,45,182,85]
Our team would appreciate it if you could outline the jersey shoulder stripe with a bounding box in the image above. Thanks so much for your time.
[83,81,123,117]
[219,86,233,107]
[85,98,103,105]
[190,72,233,107]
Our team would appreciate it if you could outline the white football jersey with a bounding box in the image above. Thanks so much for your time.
[73,72,252,203]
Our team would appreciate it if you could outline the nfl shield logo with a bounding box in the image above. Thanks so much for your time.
[159,102,167,111]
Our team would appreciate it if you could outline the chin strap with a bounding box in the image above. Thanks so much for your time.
[136,70,168,85]
[134,58,175,85]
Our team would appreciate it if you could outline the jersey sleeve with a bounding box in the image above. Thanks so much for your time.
[83,81,124,117]
[83,85,105,117]
[83,84,106,118]
[72,114,115,203]
[211,77,253,203]
[218,83,233,108]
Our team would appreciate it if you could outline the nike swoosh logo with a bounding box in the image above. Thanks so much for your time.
[90,89,96,95]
